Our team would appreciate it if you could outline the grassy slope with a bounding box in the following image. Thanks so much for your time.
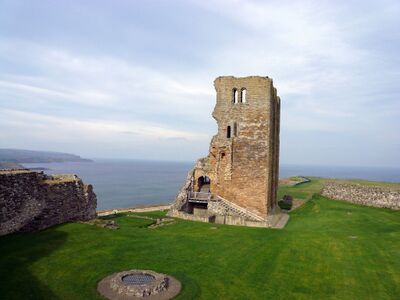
[0,179,399,300]
[278,177,324,200]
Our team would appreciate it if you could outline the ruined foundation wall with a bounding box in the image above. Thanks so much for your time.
[0,170,97,236]
[321,182,400,210]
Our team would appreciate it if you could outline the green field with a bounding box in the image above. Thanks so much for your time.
[0,179,399,299]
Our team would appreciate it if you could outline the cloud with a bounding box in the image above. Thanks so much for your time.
[120,131,138,135]
[0,108,209,141]
[166,137,189,142]
[0,79,116,106]
[0,39,215,119]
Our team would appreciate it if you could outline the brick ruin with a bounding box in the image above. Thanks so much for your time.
[169,76,283,227]
[0,169,97,236]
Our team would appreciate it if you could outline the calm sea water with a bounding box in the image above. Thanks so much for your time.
[22,160,400,210]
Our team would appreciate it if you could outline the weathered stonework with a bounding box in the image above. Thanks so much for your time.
[169,76,282,227]
[0,169,97,236]
[321,182,400,210]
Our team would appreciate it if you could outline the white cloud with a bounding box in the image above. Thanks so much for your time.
[0,79,116,106]
[0,108,209,141]
[0,39,215,119]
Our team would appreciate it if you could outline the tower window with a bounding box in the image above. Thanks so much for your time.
[227,126,231,138]
[241,88,247,103]
[232,88,238,104]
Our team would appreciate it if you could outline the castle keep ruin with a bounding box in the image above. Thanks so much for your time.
[169,76,283,227]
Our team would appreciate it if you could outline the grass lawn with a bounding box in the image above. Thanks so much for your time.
[0,179,399,299]
[277,176,324,200]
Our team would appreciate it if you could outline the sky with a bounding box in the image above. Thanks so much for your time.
[0,0,399,167]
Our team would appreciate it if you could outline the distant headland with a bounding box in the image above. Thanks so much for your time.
[0,148,92,167]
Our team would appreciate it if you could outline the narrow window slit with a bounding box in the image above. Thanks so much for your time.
[232,88,238,104]
[241,88,247,103]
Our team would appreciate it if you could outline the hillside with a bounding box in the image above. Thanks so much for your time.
[0,149,92,163]
[0,162,24,170]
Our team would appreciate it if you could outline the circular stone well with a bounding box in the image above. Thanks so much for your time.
[97,269,181,300]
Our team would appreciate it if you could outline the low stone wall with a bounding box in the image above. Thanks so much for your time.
[321,182,400,210]
[0,170,97,236]
[169,207,279,228]
[214,215,271,228]
[168,210,210,223]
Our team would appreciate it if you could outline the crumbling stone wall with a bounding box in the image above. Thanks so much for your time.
[0,170,97,236]
[321,182,400,210]
[169,166,195,213]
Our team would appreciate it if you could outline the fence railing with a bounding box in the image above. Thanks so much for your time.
[188,191,212,201]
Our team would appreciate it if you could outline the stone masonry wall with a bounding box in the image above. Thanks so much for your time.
[193,76,280,218]
[321,182,400,210]
[0,170,97,236]
[170,76,281,225]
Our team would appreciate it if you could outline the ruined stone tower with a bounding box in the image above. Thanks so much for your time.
[169,76,281,226]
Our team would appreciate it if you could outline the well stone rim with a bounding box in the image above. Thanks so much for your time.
[97,269,181,300]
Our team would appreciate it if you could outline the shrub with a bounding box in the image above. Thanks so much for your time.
[278,195,293,210]
[283,195,293,203]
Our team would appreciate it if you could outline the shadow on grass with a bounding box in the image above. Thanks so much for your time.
[0,228,67,300]
[172,272,201,300]
[99,213,124,220]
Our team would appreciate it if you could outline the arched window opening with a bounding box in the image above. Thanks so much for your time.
[197,175,211,192]
[241,88,247,103]
[233,122,238,137]
[232,88,238,104]
[227,126,231,138]
[221,152,226,159]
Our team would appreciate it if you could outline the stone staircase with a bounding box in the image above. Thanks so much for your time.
[212,196,265,222]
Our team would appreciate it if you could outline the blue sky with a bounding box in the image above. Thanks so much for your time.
[0,0,399,167]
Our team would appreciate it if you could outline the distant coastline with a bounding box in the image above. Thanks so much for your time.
[0,148,92,164]
[0,162,24,170]
[0,162,49,171]
[26,167,50,171]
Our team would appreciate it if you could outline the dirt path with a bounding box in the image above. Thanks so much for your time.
[97,204,171,217]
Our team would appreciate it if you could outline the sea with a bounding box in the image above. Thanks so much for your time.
[22,159,400,210]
